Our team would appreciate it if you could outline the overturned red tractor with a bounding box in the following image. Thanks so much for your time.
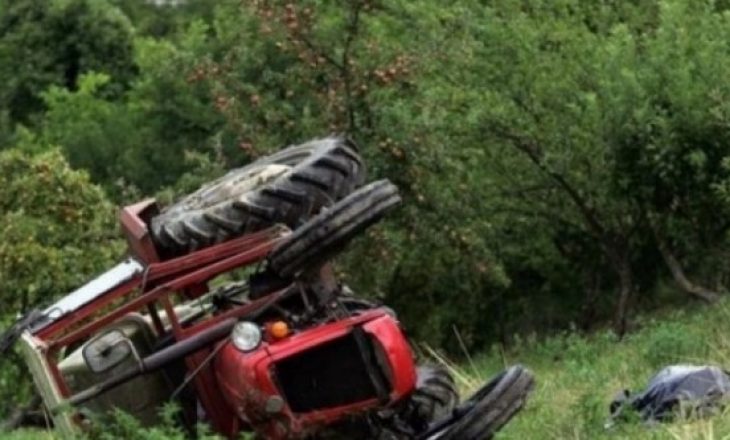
[2,137,534,439]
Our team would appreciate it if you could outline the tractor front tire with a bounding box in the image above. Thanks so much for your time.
[267,179,401,278]
[433,365,534,440]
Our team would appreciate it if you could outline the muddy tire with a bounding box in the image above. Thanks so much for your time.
[268,179,400,278]
[431,365,534,440]
[403,365,460,433]
[150,136,365,254]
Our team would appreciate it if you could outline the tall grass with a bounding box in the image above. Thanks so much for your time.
[435,300,730,439]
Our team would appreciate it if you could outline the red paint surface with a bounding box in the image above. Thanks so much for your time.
[214,309,416,439]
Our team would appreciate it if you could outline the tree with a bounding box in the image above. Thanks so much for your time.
[610,1,730,303]
[11,0,730,350]
[0,0,136,128]
[411,0,730,335]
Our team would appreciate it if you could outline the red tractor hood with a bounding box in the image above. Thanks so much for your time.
[214,309,416,439]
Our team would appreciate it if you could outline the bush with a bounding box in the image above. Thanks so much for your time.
[0,147,123,417]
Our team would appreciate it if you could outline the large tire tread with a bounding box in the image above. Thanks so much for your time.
[404,365,460,433]
[435,365,534,440]
[268,179,400,278]
[151,136,365,255]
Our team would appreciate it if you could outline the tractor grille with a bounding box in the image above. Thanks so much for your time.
[273,331,390,413]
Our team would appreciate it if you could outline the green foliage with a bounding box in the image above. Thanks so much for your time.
[112,0,220,38]
[386,0,730,340]
[37,37,220,193]
[8,0,730,349]
[4,0,730,404]
[86,405,222,440]
[642,321,706,369]
[0,147,123,416]
[457,301,730,439]
[0,147,123,311]
[0,430,57,440]
[0,0,136,126]
[39,73,140,189]
[4,1,730,436]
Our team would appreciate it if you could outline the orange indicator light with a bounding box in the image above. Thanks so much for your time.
[270,321,290,339]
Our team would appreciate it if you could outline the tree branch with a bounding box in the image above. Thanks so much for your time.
[648,215,720,303]
[490,124,607,239]
[298,34,345,71]
[341,1,363,132]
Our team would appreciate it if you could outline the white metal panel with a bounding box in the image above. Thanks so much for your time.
[42,258,144,321]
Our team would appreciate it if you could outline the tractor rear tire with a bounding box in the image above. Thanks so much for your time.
[267,179,401,278]
[150,136,365,255]
[434,365,534,440]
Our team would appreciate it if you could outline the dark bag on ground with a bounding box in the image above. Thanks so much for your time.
[609,365,730,423]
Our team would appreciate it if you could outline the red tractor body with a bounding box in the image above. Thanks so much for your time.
[16,200,417,439]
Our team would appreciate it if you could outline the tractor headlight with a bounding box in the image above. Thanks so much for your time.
[231,321,262,352]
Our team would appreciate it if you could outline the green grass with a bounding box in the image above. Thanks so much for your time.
[436,300,730,440]
[8,301,730,439]
[0,430,56,440]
